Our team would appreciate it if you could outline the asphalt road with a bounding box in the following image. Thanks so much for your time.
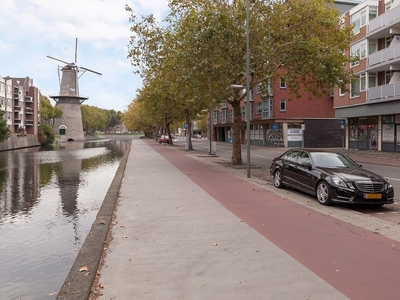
[172,137,400,225]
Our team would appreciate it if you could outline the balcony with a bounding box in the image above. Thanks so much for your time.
[14,106,21,111]
[367,43,400,71]
[25,96,33,103]
[25,120,34,126]
[368,5,400,37]
[25,108,33,114]
[14,119,21,124]
[367,81,400,101]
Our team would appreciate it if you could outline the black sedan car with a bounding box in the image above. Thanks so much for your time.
[270,148,394,206]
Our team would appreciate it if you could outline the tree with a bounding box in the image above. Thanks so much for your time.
[81,105,108,133]
[40,94,63,124]
[38,124,55,145]
[0,110,10,142]
[105,109,122,132]
[126,0,354,164]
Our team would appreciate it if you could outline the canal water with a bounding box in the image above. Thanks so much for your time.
[0,137,131,300]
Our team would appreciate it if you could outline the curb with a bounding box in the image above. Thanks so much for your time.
[56,141,131,299]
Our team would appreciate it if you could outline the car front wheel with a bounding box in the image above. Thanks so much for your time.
[316,181,332,205]
[273,169,284,188]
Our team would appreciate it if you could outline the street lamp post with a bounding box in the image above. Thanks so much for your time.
[245,0,250,178]
[202,109,213,155]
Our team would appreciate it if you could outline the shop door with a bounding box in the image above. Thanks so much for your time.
[368,124,378,150]
[367,117,378,150]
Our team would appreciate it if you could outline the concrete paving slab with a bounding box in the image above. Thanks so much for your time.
[98,140,347,300]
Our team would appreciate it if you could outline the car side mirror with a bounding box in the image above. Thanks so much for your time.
[301,161,312,170]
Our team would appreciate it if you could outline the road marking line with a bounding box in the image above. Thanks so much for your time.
[386,177,400,181]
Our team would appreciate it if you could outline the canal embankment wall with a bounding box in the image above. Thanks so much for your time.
[57,139,131,300]
[0,134,41,151]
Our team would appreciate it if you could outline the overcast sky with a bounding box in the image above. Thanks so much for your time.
[0,0,169,112]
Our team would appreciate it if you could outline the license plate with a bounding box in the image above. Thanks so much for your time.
[364,193,382,199]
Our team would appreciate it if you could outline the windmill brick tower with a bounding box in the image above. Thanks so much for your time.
[48,38,101,142]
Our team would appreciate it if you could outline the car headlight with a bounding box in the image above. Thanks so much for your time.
[385,177,392,189]
[332,176,354,189]
[332,176,347,187]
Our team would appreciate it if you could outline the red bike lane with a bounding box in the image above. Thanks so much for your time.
[147,141,400,300]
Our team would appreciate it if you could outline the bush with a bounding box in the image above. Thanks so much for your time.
[38,124,55,145]
[0,110,10,142]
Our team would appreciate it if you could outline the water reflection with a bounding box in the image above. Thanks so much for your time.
[0,137,131,299]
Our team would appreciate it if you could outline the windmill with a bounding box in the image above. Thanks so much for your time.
[48,38,101,142]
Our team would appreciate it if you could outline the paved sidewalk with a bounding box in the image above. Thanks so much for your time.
[95,139,400,299]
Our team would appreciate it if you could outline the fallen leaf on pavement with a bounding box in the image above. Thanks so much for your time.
[79,266,89,272]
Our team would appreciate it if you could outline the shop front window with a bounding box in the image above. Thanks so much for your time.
[349,118,358,141]
[358,118,368,142]
[382,116,395,144]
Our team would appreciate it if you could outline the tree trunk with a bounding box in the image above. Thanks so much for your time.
[231,101,242,165]
[166,123,173,145]
[185,113,193,150]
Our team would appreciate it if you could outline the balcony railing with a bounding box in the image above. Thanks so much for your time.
[368,43,400,68]
[25,96,33,102]
[25,120,34,125]
[368,5,400,34]
[368,81,400,101]
[25,108,33,114]
[14,106,21,111]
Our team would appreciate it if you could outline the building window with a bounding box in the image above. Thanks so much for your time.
[280,77,286,89]
[385,71,399,84]
[228,108,233,119]
[351,10,361,33]
[351,75,360,97]
[350,40,366,67]
[256,102,262,114]
[240,106,245,117]
[255,83,261,94]
[212,111,218,124]
[369,40,377,54]
[369,6,377,22]
[369,72,376,88]
[360,73,366,91]
[262,97,272,119]
[339,88,345,96]
[386,36,393,48]
[351,7,376,34]
[221,109,227,123]
[280,99,286,112]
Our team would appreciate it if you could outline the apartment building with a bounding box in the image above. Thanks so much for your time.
[336,0,400,152]
[0,76,40,136]
[0,76,13,130]
[209,0,360,149]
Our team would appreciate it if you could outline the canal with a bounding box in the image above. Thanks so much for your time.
[0,136,132,300]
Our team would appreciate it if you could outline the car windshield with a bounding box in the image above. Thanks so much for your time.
[310,152,359,168]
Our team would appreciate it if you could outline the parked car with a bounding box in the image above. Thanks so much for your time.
[269,148,394,206]
[158,135,169,144]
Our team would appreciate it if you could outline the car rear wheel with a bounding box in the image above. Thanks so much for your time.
[316,181,332,205]
[273,169,284,188]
